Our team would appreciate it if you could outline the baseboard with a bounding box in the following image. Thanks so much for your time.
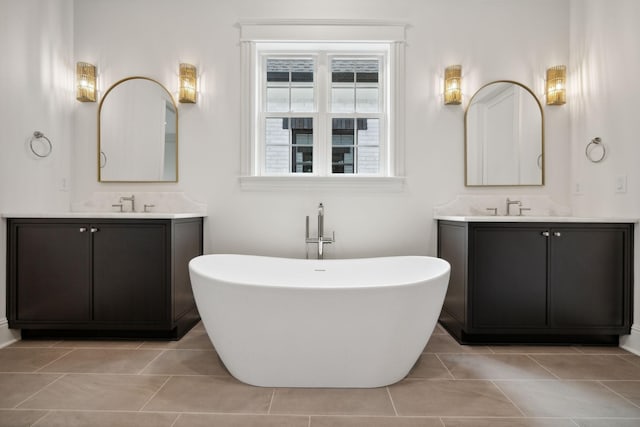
[620,324,640,356]
[0,318,20,349]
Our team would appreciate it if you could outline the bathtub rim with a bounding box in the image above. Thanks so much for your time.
[189,253,450,290]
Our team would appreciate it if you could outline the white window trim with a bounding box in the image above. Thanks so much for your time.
[239,20,406,191]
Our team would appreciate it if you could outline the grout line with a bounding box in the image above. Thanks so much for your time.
[598,380,640,409]
[526,354,561,380]
[138,375,173,412]
[33,348,75,373]
[614,353,640,368]
[489,380,527,417]
[26,409,51,426]
[168,412,181,427]
[385,386,398,416]
[437,416,447,427]
[136,349,167,375]
[266,389,276,414]
[434,354,456,379]
[307,415,312,427]
[12,373,67,409]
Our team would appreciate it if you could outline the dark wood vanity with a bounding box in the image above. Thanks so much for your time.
[437,219,634,345]
[7,216,203,339]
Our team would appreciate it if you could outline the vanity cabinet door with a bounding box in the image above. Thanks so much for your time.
[549,226,629,329]
[92,223,168,323]
[470,226,548,329]
[11,222,91,322]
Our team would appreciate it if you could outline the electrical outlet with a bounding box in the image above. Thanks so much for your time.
[615,175,627,193]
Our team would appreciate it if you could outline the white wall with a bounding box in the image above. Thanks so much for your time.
[0,0,74,346]
[72,0,570,259]
[569,0,640,353]
[0,0,575,347]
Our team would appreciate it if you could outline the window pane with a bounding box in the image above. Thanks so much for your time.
[332,147,354,174]
[291,87,314,112]
[331,59,379,113]
[266,58,314,113]
[332,72,354,83]
[292,146,313,172]
[292,72,313,82]
[356,87,379,112]
[357,146,379,174]
[357,118,379,146]
[265,145,289,173]
[331,87,355,113]
[265,117,313,174]
[356,72,378,83]
[266,87,289,112]
[267,71,289,82]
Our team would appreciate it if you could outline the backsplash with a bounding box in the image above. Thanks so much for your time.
[71,192,207,214]
[434,195,571,217]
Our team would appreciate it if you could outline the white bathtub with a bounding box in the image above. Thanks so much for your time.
[189,254,450,388]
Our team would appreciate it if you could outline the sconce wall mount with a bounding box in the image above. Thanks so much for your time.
[179,63,197,103]
[444,65,462,105]
[546,65,566,105]
[76,62,97,102]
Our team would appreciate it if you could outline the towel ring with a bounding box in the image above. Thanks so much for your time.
[29,131,52,158]
[585,137,605,163]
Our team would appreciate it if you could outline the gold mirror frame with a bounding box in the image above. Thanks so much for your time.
[464,80,544,187]
[98,76,179,182]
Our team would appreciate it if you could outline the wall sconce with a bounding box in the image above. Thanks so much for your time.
[76,62,96,102]
[444,65,462,105]
[546,65,566,105]
[179,63,197,103]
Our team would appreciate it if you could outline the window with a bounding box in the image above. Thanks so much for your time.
[240,22,406,190]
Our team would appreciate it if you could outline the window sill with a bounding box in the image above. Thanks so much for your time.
[239,175,405,192]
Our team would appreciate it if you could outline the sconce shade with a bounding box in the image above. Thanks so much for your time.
[444,65,462,105]
[76,62,96,102]
[546,65,566,105]
[179,63,197,103]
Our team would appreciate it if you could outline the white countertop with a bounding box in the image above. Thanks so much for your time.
[435,215,638,223]
[2,212,206,219]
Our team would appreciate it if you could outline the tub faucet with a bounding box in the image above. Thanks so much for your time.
[120,195,135,212]
[305,202,335,259]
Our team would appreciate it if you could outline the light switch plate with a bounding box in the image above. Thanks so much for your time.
[615,175,627,193]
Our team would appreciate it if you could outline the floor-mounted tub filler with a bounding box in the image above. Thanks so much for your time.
[189,254,450,388]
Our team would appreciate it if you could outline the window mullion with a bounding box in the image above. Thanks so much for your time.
[316,53,328,176]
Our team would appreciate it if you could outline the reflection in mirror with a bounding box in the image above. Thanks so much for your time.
[99,77,178,182]
[465,81,543,186]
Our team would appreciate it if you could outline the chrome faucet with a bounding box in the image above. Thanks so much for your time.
[120,195,135,212]
[506,198,521,216]
[305,202,335,259]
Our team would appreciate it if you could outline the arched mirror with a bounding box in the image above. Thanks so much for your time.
[98,77,178,182]
[465,81,543,186]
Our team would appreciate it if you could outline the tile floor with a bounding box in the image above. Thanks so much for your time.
[1,323,640,426]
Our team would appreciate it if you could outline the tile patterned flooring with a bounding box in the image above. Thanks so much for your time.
[1,323,640,426]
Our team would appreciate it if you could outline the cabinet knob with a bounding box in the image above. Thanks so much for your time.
[79,227,87,233]
[554,231,562,237]
[90,227,99,233]
[541,231,550,237]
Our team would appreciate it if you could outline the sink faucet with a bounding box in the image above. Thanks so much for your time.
[506,198,521,216]
[305,202,335,259]
[120,195,135,212]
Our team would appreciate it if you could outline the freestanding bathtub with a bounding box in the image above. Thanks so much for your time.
[189,254,450,388]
